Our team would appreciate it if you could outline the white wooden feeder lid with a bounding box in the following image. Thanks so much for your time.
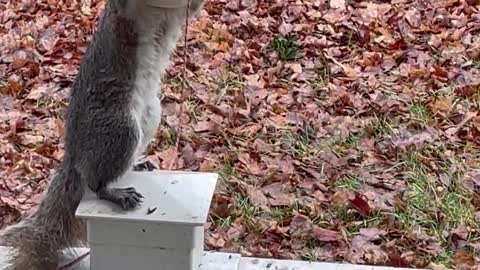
[76,170,218,226]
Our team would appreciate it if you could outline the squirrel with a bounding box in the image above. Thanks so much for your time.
[0,0,205,269]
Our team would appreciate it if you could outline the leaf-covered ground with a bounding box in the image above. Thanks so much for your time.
[1,0,480,268]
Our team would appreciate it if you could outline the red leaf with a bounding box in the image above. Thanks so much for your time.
[348,193,373,216]
[455,85,477,97]
[453,249,476,268]
[385,254,410,267]
[432,65,448,78]
[211,194,233,218]
[9,117,25,133]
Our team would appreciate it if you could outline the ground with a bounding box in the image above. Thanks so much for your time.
[0,0,479,268]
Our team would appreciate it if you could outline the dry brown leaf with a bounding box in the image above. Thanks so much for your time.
[312,226,342,242]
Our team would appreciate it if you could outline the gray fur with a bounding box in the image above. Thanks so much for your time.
[0,0,205,269]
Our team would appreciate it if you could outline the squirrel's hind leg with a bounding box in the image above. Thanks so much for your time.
[78,117,145,210]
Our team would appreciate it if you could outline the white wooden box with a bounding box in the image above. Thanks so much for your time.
[76,171,218,270]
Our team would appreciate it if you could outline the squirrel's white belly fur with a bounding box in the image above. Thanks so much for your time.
[130,31,177,155]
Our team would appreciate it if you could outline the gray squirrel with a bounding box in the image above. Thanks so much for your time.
[0,0,205,269]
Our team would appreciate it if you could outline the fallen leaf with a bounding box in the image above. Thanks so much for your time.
[445,112,477,136]
[453,249,475,269]
[289,63,302,74]
[348,193,373,216]
[25,84,60,101]
[11,58,29,70]
[193,120,214,132]
[312,226,342,242]
[246,186,270,209]
[288,214,312,236]
[405,8,421,28]
[211,194,234,218]
[157,147,184,170]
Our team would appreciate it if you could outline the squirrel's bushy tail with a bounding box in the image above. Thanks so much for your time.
[1,163,86,270]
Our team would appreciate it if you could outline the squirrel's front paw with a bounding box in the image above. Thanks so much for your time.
[98,187,144,210]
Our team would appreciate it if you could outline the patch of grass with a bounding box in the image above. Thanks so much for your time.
[405,172,431,212]
[313,208,383,240]
[335,175,362,190]
[228,79,246,89]
[441,189,476,227]
[213,216,234,227]
[184,100,202,121]
[345,136,360,148]
[236,197,262,230]
[271,34,301,61]
[212,76,244,93]
[396,211,417,232]
[34,99,67,119]
[218,163,237,191]
[421,145,452,172]
[224,135,239,153]
[373,117,399,136]
[344,217,384,239]
[281,131,311,158]
[35,98,50,108]
[299,232,322,262]
[301,245,318,262]
[331,147,347,158]
[219,163,237,181]
[310,55,330,87]
[316,67,330,87]
[279,127,322,159]
[403,151,428,174]
[345,127,367,148]
[396,152,438,232]
[433,251,454,268]
[291,200,314,214]
[363,116,399,138]
[209,69,245,104]
[409,102,432,125]
[164,127,177,146]
[311,210,336,227]
[317,205,384,239]
[346,30,356,48]
[396,151,479,248]
[401,153,439,222]
[270,207,292,221]
[222,133,242,160]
